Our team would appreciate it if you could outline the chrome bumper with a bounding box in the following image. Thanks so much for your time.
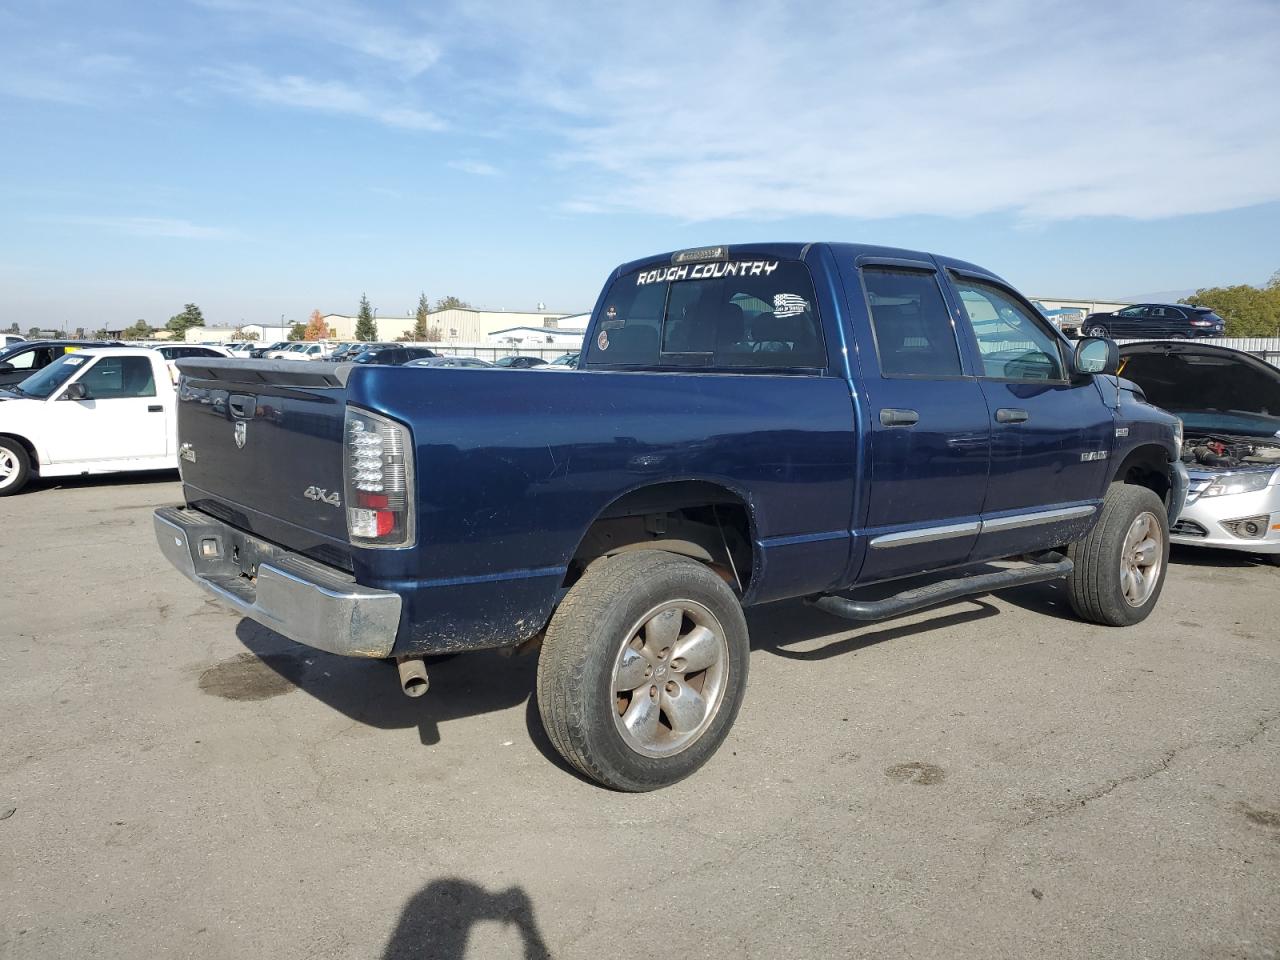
[153,506,401,657]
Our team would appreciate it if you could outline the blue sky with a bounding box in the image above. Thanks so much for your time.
[2,0,1278,331]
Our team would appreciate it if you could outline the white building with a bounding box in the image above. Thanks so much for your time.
[486,325,587,348]
[321,308,573,343]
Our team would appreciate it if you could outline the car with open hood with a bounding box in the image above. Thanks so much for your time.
[1118,341,1280,563]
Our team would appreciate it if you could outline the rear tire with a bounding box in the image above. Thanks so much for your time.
[1066,484,1170,626]
[536,550,749,791]
[0,438,31,496]
[1085,324,1109,338]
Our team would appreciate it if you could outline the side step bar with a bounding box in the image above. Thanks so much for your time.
[809,553,1072,623]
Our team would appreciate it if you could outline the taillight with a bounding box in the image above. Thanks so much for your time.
[1189,319,1212,327]
[344,407,415,548]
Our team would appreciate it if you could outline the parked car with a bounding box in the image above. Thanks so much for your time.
[2,334,25,348]
[350,345,437,365]
[1084,303,1226,339]
[279,342,334,361]
[494,355,547,368]
[1117,341,1280,564]
[153,242,1184,791]
[0,348,177,495]
[223,342,256,357]
[251,341,290,359]
[326,342,369,362]
[151,344,231,383]
[539,352,580,370]
[0,340,124,389]
[1031,301,1084,338]
[405,356,494,368]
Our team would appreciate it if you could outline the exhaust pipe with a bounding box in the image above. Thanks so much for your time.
[396,657,430,698]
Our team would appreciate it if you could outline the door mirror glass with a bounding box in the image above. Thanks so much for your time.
[1075,337,1118,376]
[62,381,89,401]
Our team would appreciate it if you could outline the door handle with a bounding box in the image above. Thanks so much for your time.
[880,408,919,427]
[148,405,163,413]
[996,408,1030,423]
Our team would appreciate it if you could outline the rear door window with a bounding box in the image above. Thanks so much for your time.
[861,268,963,377]
[585,259,825,370]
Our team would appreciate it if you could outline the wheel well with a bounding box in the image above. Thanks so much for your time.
[1113,444,1171,504]
[567,481,755,594]
[0,432,38,469]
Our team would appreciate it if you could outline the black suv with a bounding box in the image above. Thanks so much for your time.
[350,345,437,366]
[1083,303,1225,339]
[0,340,124,389]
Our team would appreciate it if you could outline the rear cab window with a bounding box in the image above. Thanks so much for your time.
[583,257,827,372]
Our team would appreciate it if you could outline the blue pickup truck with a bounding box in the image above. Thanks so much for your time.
[155,242,1187,790]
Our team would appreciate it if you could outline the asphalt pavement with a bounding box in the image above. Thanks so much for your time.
[1,475,1277,959]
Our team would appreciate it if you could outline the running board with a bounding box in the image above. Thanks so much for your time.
[809,553,1073,623]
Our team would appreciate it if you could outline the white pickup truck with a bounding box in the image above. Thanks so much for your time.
[0,348,177,496]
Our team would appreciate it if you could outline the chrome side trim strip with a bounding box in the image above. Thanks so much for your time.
[980,504,1096,532]
[869,521,980,549]
[867,504,1097,549]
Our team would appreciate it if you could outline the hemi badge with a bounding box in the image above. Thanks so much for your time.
[1115,427,1130,437]
[179,443,197,463]
[1081,451,1109,462]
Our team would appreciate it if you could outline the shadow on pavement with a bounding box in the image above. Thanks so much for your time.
[382,879,552,960]
[29,469,180,493]
[749,596,1001,660]
[235,619,537,746]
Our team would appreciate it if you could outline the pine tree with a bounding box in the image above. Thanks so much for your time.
[412,292,430,341]
[355,294,378,341]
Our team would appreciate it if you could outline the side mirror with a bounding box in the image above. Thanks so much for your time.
[62,382,89,401]
[1074,337,1118,377]
[0,362,14,373]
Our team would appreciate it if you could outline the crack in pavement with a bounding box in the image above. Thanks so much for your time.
[973,711,1280,886]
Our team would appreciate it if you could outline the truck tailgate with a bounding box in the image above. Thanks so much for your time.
[174,358,353,569]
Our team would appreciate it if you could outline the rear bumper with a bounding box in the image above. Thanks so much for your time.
[153,506,401,657]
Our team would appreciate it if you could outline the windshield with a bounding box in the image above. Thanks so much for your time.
[13,353,88,399]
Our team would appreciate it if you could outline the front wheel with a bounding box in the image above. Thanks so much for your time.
[1066,484,1170,626]
[1085,324,1109,338]
[0,438,32,496]
[536,550,750,791]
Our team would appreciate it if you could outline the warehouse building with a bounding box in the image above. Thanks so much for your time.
[320,308,572,343]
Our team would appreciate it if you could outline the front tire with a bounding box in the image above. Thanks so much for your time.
[1085,324,1109,338]
[0,438,31,496]
[1066,484,1170,626]
[536,550,750,791]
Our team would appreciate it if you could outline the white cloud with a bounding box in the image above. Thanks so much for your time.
[206,66,442,131]
[466,0,1280,222]
[48,216,233,239]
[448,160,500,177]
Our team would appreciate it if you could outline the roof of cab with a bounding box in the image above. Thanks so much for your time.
[610,242,1008,286]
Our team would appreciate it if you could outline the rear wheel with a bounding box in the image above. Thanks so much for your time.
[1067,484,1170,626]
[536,550,749,791]
[1085,324,1109,338]
[0,439,31,496]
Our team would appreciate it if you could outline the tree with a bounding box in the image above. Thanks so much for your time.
[304,309,328,341]
[412,292,430,341]
[72,327,86,339]
[120,320,153,341]
[166,303,205,339]
[355,293,378,341]
[5,323,17,335]
[287,322,306,341]
[26,327,41,339]
[1181,276,1280,337]
[433,295,471,312]
[233,326,260,342]
[92,328,109,339]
